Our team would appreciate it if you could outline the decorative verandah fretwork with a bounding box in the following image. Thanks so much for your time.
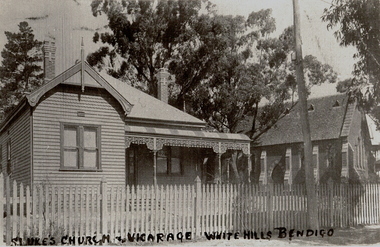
[125,134,251,185]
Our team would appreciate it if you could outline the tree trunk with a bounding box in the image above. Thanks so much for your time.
[293,0,319,229]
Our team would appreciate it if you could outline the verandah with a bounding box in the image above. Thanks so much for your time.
[1,174,380,245]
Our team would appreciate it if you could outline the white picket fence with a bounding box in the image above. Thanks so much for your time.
[1,173,380,245]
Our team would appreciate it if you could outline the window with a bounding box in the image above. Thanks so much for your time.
[6,140,11,174]
[358,136,364,169]
[156,146,182,175]
[126,145,138,186]
[333,100,340,107]
[0,144,2,172]
[312,146,319,169]
[61,123,100,170]
[308,104,314,111]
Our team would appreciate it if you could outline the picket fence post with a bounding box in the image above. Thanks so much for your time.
[194,176,201,239]
[267,183,273,231]
[328,180,334,227]
[101,177,108,237]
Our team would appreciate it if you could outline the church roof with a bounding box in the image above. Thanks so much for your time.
[239,94,353,146]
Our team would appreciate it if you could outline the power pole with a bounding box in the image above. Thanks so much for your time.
[292,0,318,228]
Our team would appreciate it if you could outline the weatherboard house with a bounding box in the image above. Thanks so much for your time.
[0,41,251,187]
[240,94,375,184]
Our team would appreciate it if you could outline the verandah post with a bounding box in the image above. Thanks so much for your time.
[101,177,108,237]
[153,151,157,187]
[247,153,252,183]
[153,137,158,187]
[194,176,201,238]
[217,153,222,184]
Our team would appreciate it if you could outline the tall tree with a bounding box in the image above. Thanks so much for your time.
[0,21,43,118]
[322,0,380,127]
[174,11,336,182]
[188,22,337,141]
[88,0,337,182]
[88,0,205,97]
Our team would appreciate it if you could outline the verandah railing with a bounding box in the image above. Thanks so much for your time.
[0,173,379,245]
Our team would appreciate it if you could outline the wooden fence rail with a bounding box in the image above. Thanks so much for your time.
[1,173,380,245]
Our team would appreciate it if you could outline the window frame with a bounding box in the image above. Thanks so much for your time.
[156,146,183,176]
[60,122,101,171]
[126,144,139,186]
[0,144,2,172]
[6,139,11,175]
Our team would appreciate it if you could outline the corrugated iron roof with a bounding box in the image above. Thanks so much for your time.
[100,72,205,125]
[125,125,250,141]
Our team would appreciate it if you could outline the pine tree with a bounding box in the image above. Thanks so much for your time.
[0,21,43,119]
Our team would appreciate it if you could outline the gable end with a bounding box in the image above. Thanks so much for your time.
[26,62,133,117]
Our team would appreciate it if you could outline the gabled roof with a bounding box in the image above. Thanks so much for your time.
[26,62,133,116]
[241,94,352,147]
[1,60,205,131]
[28,61,205,125]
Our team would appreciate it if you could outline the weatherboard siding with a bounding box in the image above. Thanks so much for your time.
[0,107,31,186]
[32,85,126,186]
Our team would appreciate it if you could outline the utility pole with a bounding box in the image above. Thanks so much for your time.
[292,0,318,228]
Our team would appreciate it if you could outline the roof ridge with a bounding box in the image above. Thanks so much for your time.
[308,92,346,99]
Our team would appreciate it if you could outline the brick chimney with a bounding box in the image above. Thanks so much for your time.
[42,37,56,82]
[156,68,170,104]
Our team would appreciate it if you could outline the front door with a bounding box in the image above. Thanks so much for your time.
[126,145,138,186]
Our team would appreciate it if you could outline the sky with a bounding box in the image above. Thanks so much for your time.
[0,0,357,98]
[1,0,378,141]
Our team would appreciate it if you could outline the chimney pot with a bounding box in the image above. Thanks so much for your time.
[156,68,170,104]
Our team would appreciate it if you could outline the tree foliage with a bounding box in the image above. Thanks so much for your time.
[88,0,204,96]
[0,21,43,118]
[89,0,338,183]
[88,1,337,139]
[188,20,337,143]
[322,0,380,127]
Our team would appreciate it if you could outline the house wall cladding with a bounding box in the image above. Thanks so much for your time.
[32,85,126,186]
[0,108,31,186]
